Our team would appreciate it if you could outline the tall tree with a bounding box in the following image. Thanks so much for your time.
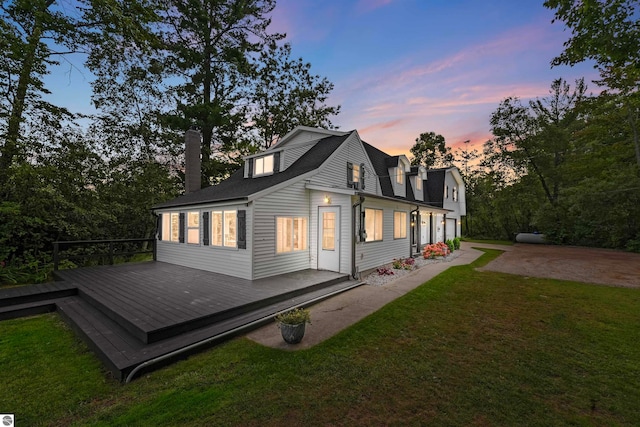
[248,43,340,150]
[0,0,161,191]
[485,78,587,207]
[159,0,282,185]
[544,0,640,168]
[410,131,453,169]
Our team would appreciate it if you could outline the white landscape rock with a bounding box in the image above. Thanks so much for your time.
[364,251,462,286]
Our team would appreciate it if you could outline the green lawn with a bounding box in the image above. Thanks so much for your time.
[1,249,639,426]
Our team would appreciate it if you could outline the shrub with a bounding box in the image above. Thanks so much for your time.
[423,242,450,259]
[446,239,455,253]
[453,237,461,250]
[377,266,394,276]
[275,308,311,325]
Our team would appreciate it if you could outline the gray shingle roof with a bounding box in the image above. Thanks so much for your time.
[154,134,349,209]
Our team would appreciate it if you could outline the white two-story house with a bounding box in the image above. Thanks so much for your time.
[153,126,466,280]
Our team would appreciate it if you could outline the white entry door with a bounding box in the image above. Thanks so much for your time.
[318,206,340,271]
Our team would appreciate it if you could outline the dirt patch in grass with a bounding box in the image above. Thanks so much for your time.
[478,244,640,288]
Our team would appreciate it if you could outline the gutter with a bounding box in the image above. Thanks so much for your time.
[351,195,365,280]
[124,280,364,383]
[410,206,419,258]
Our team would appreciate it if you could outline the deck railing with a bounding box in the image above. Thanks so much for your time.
[53,238,156,271]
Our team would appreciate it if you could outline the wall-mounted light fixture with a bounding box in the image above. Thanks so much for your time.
[324,195,331,204]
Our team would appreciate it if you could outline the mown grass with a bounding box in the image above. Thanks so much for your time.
[1,249,639,426]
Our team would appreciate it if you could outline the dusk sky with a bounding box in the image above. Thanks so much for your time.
[44,0,599,158]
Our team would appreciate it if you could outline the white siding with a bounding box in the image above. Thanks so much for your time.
[253,181,311,279]
[354,198,413,272]
[280,130,335,147]
[283,143,315,170]
[156,203,253,280]
[442,171,464,237]
[310,132,380,195]
[309,191,352,275]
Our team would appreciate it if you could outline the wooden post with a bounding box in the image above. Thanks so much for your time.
[152,238,157,261]
[109,241,114,265]
[53,242,59,271]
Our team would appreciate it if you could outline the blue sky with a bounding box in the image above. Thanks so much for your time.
[44,0,598,157]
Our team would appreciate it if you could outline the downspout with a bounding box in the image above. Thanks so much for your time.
[352,196,365,280]
[410,206,419,258]
[429,212,433,244]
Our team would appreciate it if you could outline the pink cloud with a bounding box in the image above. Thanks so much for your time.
[359,119,405,135]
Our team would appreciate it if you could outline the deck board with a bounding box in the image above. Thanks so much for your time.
[3,261,357,380]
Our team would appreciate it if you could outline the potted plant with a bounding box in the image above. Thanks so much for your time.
[275,308,311,344]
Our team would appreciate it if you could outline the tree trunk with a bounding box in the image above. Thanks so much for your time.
[0,4,48,177]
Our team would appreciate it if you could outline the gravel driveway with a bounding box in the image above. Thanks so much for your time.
[477,243,640,288]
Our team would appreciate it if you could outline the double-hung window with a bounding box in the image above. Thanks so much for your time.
[187,212,200,244]
[161,212,180,242]
[364,208,383,242]
[276,217,308,253]
[394,211,407,239]
[211,210,237,248]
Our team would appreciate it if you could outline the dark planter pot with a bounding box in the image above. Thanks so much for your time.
[279,322,306,344]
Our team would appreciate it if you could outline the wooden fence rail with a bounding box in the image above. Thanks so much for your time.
[53,238,156,271]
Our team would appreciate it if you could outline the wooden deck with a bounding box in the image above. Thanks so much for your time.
[0,262,359,381]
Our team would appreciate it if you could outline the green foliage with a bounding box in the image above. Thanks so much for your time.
[3,251,640,425]
[445,239,455,253]
[453,236,461,250]
[275,308,311,325]
[410,131,453,168]
[249,43,341,150]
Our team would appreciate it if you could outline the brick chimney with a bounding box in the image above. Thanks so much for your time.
[184,129,201,194]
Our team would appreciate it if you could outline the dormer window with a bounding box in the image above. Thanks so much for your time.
[254,154,274,176]
[396,168,404,185]
[416,177,422,191]
[445,184,449,199]
[453,186,458,202]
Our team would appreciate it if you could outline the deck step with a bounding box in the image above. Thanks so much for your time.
[56,297,143,382]
[76,274,350,345]
[0,299,58,321]
[56,280,362,381]
[0,282,77,308]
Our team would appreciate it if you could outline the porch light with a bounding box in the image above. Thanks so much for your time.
[324,195,331,204]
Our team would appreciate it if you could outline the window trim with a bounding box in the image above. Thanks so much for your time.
[364,208,383,242]
[276,216,308,254]
[211,210,237,248]
[187,211,200,245]
[161,212,181,243]
[394,211,407,239]
[254,154,274,176]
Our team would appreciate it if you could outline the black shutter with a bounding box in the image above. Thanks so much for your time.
[347,162,353,187]
[157,214,162,240]
[179,212,185,243]
[202,211,210,246]
[248,158,254,178]
[273,152,280,173]
[360,163,365,190]
[237,210,246,249]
